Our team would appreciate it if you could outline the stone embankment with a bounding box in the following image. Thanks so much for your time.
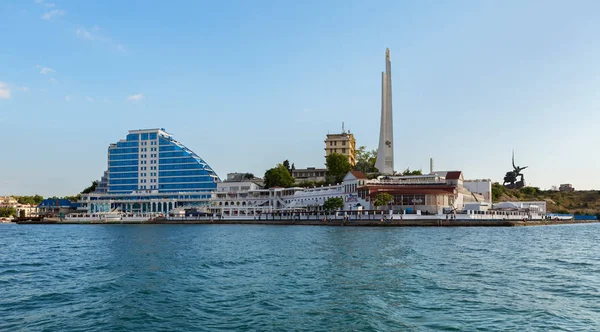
[145,218,599,227]
[16,218,599,227]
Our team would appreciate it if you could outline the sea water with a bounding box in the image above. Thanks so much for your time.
[1,223,599,331]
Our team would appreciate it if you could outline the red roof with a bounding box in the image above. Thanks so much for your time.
[349,171,368,179]
[445,171,463,180]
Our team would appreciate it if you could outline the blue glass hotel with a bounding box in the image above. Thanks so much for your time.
[77,128,220,214]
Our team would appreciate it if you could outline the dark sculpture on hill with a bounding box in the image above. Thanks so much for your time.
[503,151,528,189]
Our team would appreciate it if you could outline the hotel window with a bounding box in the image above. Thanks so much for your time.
[334,149,337,153]
[334,141,337,146]
[342,141,346,146]
[342,148,346,153]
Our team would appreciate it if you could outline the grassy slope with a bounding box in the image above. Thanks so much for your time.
[493,184,600,216]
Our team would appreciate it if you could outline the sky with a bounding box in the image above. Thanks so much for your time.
[1,0,599,197]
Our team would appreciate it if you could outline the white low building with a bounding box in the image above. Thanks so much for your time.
[0,196,39,218]
[209,181,304,217]
[493,201,547,214]
[208,170,494,216]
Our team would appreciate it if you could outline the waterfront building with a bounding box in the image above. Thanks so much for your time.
[15,204,39,218]
[493,201,547,215]
[292,167,327,183]
[77,128,220,214]
[208,169,489,216]
[38,199,75,216]
[375,48,395,175]
[325,129,356,166]
[209,180,303,217]
[0,196,39,218]
[357,171,487,214]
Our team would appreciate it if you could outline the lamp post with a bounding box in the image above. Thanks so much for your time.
[412,198,423,214]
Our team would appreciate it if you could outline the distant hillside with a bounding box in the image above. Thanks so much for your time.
[492,183,600,216]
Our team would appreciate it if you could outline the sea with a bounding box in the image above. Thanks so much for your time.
[1,223,599,331]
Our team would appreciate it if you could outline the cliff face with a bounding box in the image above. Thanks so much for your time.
[492,183,600,216]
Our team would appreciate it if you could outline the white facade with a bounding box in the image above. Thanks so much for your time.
[0,197,38,218]
[16,205,39,218]
[210,181,304,217]
[208,171,493,217]
[493,201,547,214]
[463,179,492,204]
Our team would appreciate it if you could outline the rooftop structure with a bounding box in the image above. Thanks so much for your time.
[226,172,255,182]
[559,184,575,192]
[292,167,327,183]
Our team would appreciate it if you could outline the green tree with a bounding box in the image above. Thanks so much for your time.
[373,193,394,210]
[0,207,16,218]
[282,160,292,175]
[354,146,378,173]
[323,197,344,212]
[326,153,352,184]
[491,182,506,201]
[296,180,327,188]
[296,180,316,188]
[81,181,99,194]
[33,194,44,204]
[520,187,540,196]
[243,173,255,180]
[264,164,295,188]
[402,168,423,176]
[14,195,44,205]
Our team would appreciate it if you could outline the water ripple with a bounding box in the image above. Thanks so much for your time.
[1,223,600,331]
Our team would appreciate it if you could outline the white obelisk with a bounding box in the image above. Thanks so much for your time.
[375,48,394,174]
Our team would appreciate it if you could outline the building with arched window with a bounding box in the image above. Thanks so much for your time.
[77,128,220,214]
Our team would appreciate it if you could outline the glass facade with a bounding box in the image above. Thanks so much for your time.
[77,128,220,214]
[105,128,220,194]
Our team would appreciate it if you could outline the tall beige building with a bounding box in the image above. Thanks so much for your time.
[325,130,356,166]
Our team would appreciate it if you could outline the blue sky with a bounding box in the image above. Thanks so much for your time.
[1,0,599,196]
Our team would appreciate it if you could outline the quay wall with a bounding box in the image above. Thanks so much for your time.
[18,218,600,227]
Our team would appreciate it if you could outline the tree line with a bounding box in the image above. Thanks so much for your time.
[262,146,422,189]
